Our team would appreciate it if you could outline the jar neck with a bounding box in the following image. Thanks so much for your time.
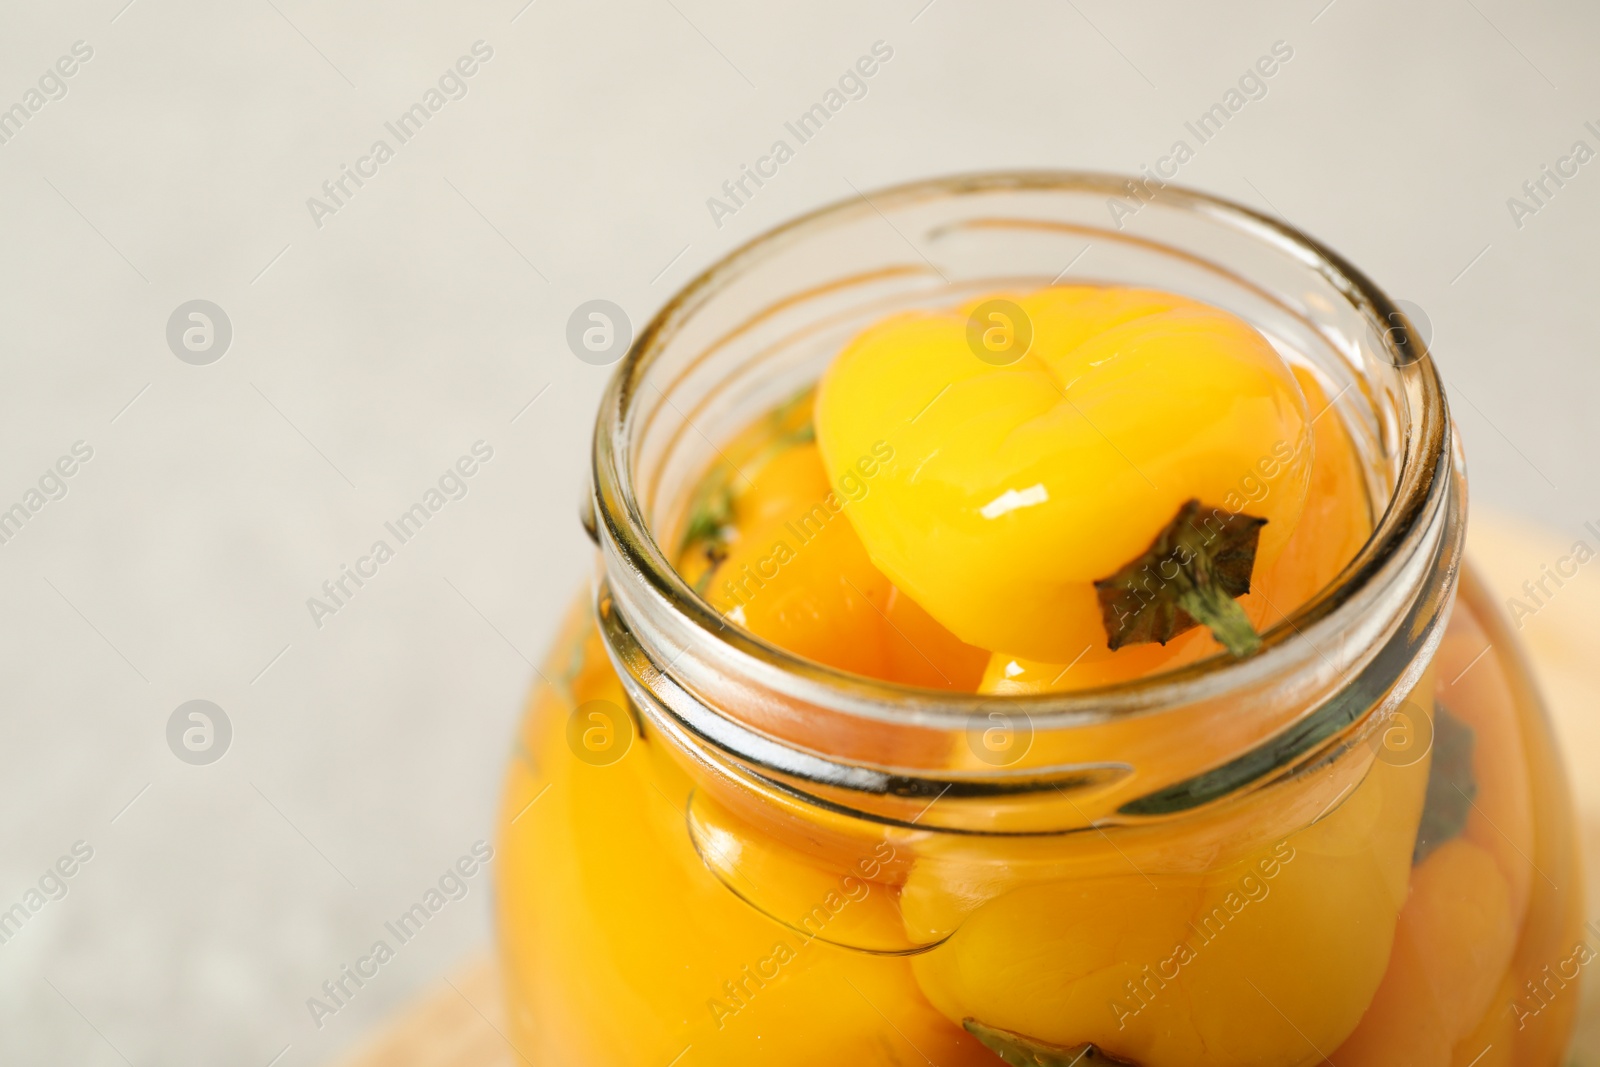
[590,171,1461,835]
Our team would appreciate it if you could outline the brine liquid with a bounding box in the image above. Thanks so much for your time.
[494,566,1581,1066]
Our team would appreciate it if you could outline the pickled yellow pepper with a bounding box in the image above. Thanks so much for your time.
[814,286,1313,667]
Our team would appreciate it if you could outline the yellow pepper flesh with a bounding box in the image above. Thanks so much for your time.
[814,286,1312,664]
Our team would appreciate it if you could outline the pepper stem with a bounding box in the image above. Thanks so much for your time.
[964,1018,1137,1065]
[1177,579,1262,657]
[1094,499,1267,659]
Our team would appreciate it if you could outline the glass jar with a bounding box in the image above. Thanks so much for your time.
[495,173,1582,1066]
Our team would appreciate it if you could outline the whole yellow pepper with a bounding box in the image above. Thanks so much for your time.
[815,285,1313,664]
[907,727,1429,1065]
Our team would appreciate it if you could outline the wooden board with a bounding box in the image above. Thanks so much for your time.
[336,956,515,1067]
[339,513,1600,1066]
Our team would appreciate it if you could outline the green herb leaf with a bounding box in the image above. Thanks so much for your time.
[680,396,817,593]
[1413,702,1477,865]
[768,388,819,446]
[680,481,734,551]
[964,1019,1138,1066]
[1093,499,1266,658]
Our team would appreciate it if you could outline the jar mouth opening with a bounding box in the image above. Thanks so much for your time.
[592,170,1451,730]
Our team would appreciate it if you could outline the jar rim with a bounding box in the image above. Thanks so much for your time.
[591,170,1454,732]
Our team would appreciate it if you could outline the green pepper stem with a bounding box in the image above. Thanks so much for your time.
[1177,580,1262,657]
[1094,499,1267,659]
[964,1019,1136,1065]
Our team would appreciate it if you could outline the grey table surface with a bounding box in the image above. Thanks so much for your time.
[1,0,1597,1063]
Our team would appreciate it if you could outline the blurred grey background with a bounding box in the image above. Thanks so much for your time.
[1,0,1596,1063]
